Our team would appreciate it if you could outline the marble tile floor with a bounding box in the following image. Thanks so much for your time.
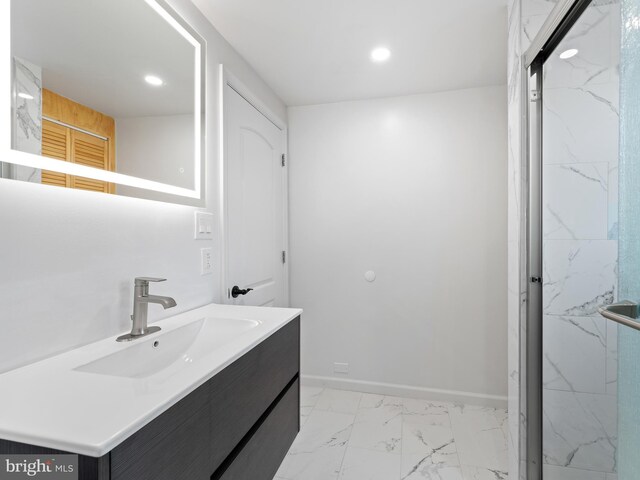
[273,387,509,480]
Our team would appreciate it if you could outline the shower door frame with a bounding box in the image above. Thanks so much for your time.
[522,0,597,479]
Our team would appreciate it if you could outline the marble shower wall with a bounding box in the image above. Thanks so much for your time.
[10,57,42,183]
[542,2,620,477]
[508,1,621,479]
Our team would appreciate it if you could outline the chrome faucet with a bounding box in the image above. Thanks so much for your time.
[116,277,177,342]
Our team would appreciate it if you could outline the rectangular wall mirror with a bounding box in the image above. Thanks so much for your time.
[1,0,205,202]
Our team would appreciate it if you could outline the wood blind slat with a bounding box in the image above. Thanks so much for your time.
[40,93,115,194]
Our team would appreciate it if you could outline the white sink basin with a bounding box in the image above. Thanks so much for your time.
[0,303,301,456]
[75,317,260,379]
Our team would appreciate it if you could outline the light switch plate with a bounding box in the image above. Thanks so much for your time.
[195,212,214,240]
[201,248,213,275]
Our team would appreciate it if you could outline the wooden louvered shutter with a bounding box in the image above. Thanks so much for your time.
[70,130,110,193]
[41,119,71,188]
[40,89,115,194]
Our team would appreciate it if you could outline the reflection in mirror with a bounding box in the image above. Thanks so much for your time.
[7,0,202,199]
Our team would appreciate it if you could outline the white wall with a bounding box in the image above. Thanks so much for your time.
[116,115,195,190]
[289,85,508,403]
[0,0,286,373]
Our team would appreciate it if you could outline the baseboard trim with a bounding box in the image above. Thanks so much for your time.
[301,375,508,409]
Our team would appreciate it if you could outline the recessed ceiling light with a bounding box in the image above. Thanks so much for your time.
[370,47,391,63]
[18,92,34,100]
[144,75,164,86]
[559,48,578,60]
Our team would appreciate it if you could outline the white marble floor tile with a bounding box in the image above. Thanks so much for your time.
[493,407,508,431]
[383,396,405,410]
[449,405,508,472]
[402,398,452,426]
[461,465,509,480]
[402,416,459,467]
[301,386,323,408]
[301,406,313,426]
[314,388,363,414]
[348,397,403,454]
[359,393,386,409]
[400,461,464,480]
[300,386,324,427]
[275,409,355,480]
[359,393,403,411]
[276,446,346,480]
[273,391,511,480]
[338,447,401,480]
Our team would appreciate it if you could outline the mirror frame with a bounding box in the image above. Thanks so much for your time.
[1,0,206,201]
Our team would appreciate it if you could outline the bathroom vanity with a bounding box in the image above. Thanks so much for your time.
[0,304,301,480]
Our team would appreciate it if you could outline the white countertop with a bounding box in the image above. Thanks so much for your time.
[0,303,302,457]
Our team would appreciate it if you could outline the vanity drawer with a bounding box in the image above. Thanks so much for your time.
[208,317,300,472]
[110,316,299,480]
[213,377,299,480]
[110,383,211,480]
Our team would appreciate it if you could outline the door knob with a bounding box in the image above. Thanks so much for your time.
[231,286,254,298]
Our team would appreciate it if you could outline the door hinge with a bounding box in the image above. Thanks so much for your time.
[530,276,542,283]
[282,251,286,263]
[281,154,286,167]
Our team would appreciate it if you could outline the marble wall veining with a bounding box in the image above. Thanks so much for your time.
[542,2,619,478]
[508,1,621,479]
[10,56,41,183]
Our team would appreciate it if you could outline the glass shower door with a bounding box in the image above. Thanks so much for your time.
[616,0,640,476]
[540,1,621,478]
[538,0,640,477]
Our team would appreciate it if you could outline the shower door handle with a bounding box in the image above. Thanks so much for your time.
[598,300,640,332]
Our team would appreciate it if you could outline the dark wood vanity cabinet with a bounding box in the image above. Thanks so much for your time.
[110,379,212,480]
[0,317,301,480]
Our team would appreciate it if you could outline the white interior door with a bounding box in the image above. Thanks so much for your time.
[224,83,286,307]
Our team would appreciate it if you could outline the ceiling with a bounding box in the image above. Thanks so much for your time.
[12,0,195,118]
[194,0,509,106]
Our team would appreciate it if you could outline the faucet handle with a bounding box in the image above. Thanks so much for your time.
[135,277,166,285]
